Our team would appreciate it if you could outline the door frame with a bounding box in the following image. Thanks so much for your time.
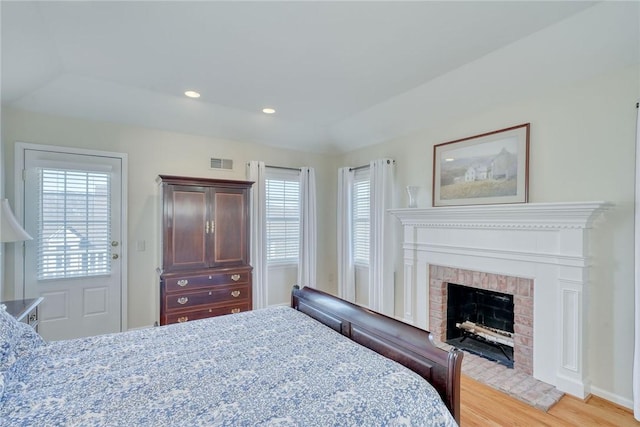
[13,142,128,332]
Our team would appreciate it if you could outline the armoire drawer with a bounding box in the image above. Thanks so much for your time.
[164,285,250,310]
[164,303,251,324]
[164,271,250,292]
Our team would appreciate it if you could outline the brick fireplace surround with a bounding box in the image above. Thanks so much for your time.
[429,266,534,375]
[390,202,609,399]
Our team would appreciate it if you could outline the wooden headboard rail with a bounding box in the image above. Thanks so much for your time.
[291,286,463,423]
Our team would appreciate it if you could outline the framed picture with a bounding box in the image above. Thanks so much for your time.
[432,123,530,207]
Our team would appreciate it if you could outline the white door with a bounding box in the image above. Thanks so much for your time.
[21,146,125,341]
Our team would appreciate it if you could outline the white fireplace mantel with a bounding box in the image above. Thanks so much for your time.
[389,201,611,398]
[389,201,610,229]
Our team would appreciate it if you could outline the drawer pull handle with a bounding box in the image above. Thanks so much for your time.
[231,274,241,282]
[231,290,241,298]
[177,297,189,305]
[231,308,240,314]
[177,279,189,287]
[177,316,189,323]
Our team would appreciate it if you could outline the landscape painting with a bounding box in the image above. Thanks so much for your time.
[432,124,530,207]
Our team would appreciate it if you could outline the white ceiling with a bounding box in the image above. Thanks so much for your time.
[2,1,638,154]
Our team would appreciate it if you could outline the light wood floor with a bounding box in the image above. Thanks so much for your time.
[461,375,639,426]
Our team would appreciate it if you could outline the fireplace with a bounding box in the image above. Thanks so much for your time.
[390,202,609,398]
[446,283,515,368]
[430,266,533,374]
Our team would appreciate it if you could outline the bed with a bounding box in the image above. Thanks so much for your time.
[1,286,463,426]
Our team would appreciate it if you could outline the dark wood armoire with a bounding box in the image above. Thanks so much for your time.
[158,175,253,325]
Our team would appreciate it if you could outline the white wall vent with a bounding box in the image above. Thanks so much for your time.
[210,158,233,170]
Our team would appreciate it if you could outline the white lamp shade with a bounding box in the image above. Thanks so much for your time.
[0,199,32,242]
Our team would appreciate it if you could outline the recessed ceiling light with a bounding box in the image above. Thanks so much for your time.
[184,90,200,98]
[445,158,455,162]
[262,107,276,114]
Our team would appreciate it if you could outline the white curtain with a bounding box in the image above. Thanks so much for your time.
[369,158,395,316]
[298,167,317,288]
[247,161,268,309]
[337,167,355,302]
[634,101,640,421]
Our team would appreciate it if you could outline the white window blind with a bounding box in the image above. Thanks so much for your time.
[37,168,111,280]
[352,168,370,265]
[266,171,300,264]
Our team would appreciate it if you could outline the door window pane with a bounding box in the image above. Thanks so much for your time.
[37,168,111,280]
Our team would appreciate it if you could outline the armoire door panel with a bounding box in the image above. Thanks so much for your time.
[163,185,209,271]
[213,191,248,266]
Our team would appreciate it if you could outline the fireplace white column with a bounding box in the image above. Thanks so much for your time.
[390,202,610,399]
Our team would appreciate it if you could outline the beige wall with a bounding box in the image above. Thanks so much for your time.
[1,111,337,327]
[338,64,640,407]
[267,265,298,306]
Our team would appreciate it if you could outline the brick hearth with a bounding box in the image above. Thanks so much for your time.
[429,265,534,375]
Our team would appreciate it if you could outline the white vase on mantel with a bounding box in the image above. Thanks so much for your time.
[406,186,420,208]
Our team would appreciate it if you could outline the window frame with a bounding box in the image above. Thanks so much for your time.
[265,168,301,266]
[352,167,371,267]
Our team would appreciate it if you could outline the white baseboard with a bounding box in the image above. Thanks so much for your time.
[588,385,633,410]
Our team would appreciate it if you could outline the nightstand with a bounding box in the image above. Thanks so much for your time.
[1,297,44,332]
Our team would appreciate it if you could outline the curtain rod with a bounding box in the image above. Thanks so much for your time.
[349,164,369,172]
[266,164,302,172]
[349,159,395,172]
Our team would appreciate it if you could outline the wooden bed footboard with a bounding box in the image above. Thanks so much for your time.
[291,286,463,424]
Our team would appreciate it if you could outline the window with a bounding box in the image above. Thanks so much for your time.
[352,168,370,265]
[37,168,111,280]
[265,169,300,264]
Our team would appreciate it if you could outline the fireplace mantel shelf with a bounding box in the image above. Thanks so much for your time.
[389,201,611,230]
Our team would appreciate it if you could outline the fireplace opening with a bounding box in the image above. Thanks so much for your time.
[446,283,515,368]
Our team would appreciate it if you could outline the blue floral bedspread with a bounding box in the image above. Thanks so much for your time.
[1,306,458,426]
